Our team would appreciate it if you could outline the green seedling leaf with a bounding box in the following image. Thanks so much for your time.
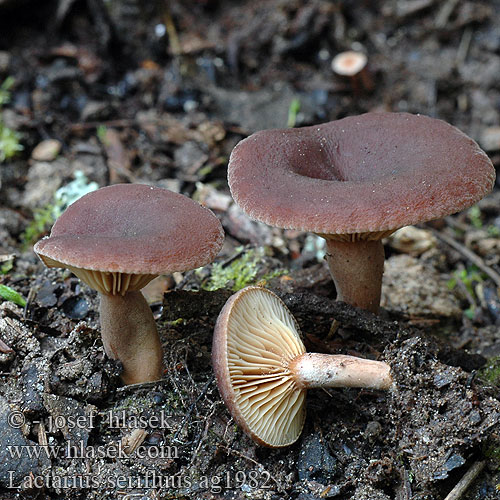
[467,206,483,229]
[464,306,475,320]
[0,284,26,307]
[0,76,14,106]
[97,125,108,145]
[1,259,13,274]
[0,123,23,162]
[487,225,500,237]
[287,98,301,128]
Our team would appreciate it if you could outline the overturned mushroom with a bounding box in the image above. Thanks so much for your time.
[228,112,495,313]
[35,184,224,384]
[212,286,392,447]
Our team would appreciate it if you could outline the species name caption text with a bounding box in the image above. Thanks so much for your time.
[8,469,273,492]
[6,410,274,492]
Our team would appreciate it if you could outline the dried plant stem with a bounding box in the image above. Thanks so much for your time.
[443,460,485,500]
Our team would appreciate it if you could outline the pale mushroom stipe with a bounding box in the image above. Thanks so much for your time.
[212,286,393,447]
[35,184,224,385]
[227,112,495,313]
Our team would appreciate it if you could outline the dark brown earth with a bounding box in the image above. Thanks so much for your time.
[0,1,500,499]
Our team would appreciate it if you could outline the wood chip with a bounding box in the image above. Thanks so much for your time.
[0,338,13,353]
[121,428,147,455]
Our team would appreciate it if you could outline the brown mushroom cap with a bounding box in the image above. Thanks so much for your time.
[212,286,307,448]
[228,112,495,236]
[34,184,224,293]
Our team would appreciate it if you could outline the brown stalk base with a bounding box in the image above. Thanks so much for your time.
[325,238,385,314]
[99,291,164,385]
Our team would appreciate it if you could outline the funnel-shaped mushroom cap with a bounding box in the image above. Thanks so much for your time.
[228,113,495,236]
[212,286,306,447]
[34,184,224,294]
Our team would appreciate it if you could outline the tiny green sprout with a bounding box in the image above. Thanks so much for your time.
[0,77,23,163]
[463,307,475,320]
[467,206,483,229]
[0,77,14,106]
[0,124,23,163]
[1,258,13,275]
[168,318,184,327]
[447,265,485,319]
[447,266,484,297]
[197,165,213,178]
[287,98,301,128]
[487,225,500,237]
[0,284,26,307]
[21,203,59,248]
[97,125,108,145]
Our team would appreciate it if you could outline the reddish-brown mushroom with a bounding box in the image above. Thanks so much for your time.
[35,184,224,384]
[331,50,373,92]
[228,112,495,313]
[212,286,392,447]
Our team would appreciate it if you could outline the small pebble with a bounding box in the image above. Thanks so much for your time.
[31,139,62,162]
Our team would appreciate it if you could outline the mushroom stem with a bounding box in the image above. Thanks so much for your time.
[290,353,393,390]
[324,238,385,313]
[99,291,163,385]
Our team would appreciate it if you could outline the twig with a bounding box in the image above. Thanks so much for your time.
[0,338,13,353]
[191,402,216,463]
[173,377,213,442]
[435,0,460,28]
[326,318,340,340]
[116,378,170,393]
[431,229,500,288]
[23,287,36,321]
[454,263,478,309]
[164,2,182,57]
[456,28,473,66]
[443,460,485,500]
[70,119,136,132]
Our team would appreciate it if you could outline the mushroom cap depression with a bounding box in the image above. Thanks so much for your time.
[228,112,495,237]
[34,184,224,295]
[212,286,307,448]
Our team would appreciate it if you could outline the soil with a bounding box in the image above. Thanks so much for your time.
[0,1,500,499]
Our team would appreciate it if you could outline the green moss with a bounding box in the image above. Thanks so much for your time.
[21,171,99,247]
[0,124,23,162]
[168,318,185,327]
[21,203,60,248]
[261,268,288,282]
[467,206,483,229]
[0,77,23,163]
[478,356,500,387]
[201,247,286,292]
[484,444,500,470]
[1,258,13,274]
